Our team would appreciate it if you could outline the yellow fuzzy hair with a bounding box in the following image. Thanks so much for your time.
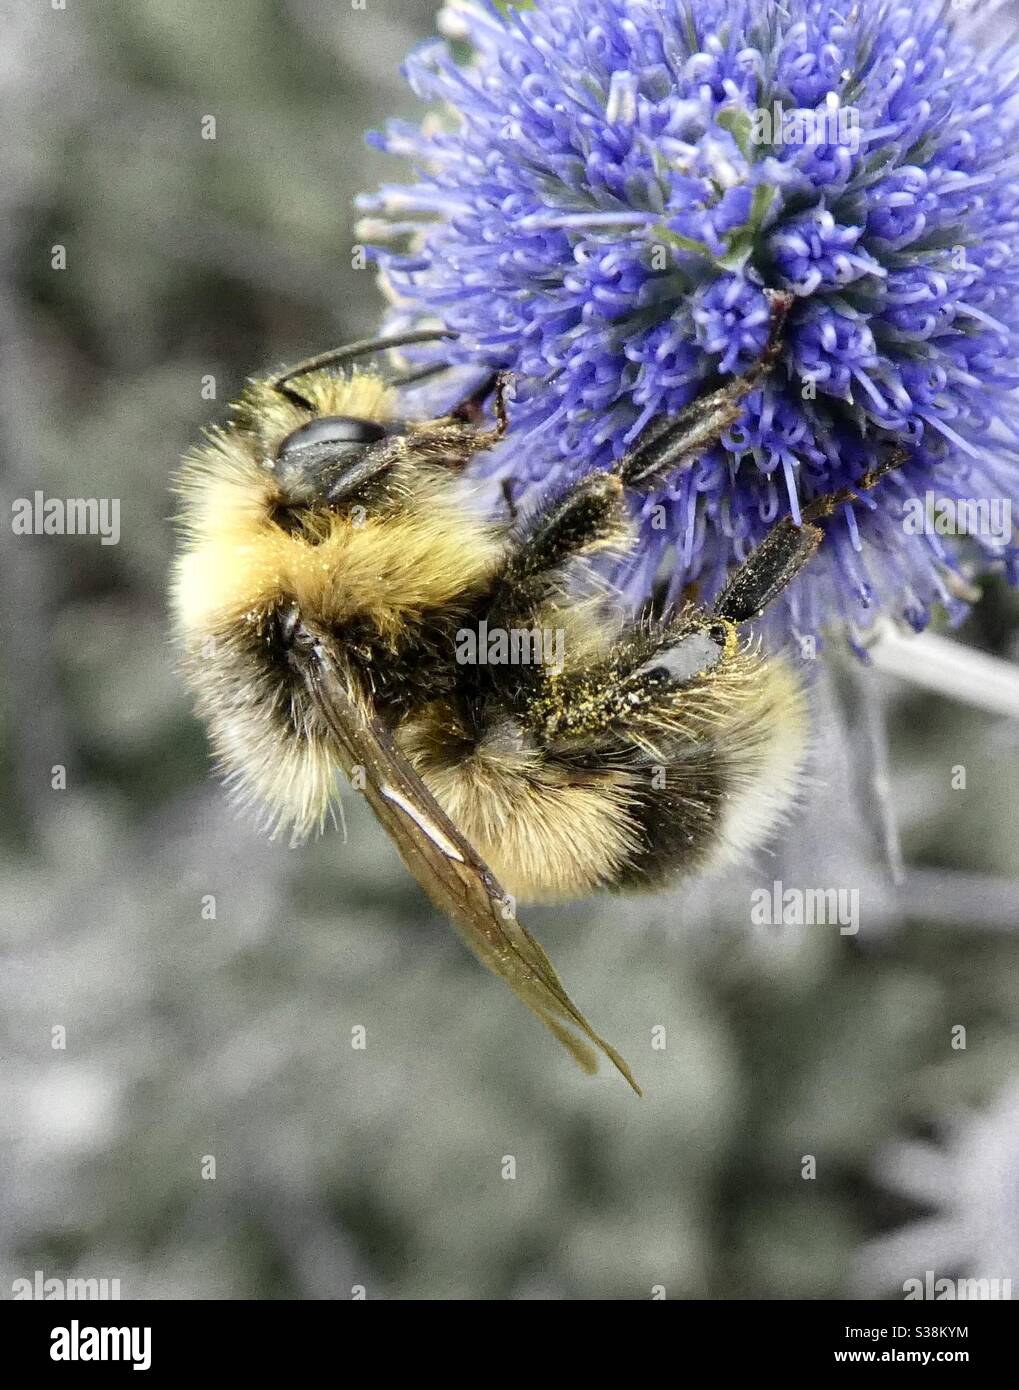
[238,367,397,450]
[171,366,809,887]
[400,612,808,903]
[171,368,505,647]
[398,707,644,902]
[396,597,643,902]
[699,650,809,871]
[170,366,508,839]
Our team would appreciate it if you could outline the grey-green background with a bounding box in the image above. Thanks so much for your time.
[1,0,1017,1301]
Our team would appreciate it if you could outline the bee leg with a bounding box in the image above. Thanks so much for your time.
[616,377,763,490]
[462,370,513,447]
[392,363,512,437]
[447,370,503,427]
[713,517,824,624]
[500,477,520,523]
[615,290,792,490]
[523,613,732,742]
[797,446,909,523]
[401,372,513,473]
[713,446,909,623]
[492,472,631,614]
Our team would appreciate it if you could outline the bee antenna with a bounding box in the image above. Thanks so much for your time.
[270,329,456,408]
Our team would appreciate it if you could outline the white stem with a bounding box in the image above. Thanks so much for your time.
[864,621,1019,719]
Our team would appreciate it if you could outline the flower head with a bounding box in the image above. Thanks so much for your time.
[360,0,1019,646]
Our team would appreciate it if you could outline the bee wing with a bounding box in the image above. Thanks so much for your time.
[294,621,642,1096]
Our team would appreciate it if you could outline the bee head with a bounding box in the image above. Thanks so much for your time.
[172,333,506,685]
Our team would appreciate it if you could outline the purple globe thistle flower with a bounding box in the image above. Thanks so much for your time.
[359,0,1019,648]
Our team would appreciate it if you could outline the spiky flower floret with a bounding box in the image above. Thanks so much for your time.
[360,0,1019,646]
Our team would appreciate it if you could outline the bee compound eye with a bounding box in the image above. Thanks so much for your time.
[273,416,394,507]
[276,416,389,459]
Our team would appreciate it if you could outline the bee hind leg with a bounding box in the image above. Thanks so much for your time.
[713,446,910,624]
[713,517,824,624]
[514,616,740,886]
[523,612,732,743]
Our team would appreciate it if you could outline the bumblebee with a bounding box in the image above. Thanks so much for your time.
[171,316,906,1093]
